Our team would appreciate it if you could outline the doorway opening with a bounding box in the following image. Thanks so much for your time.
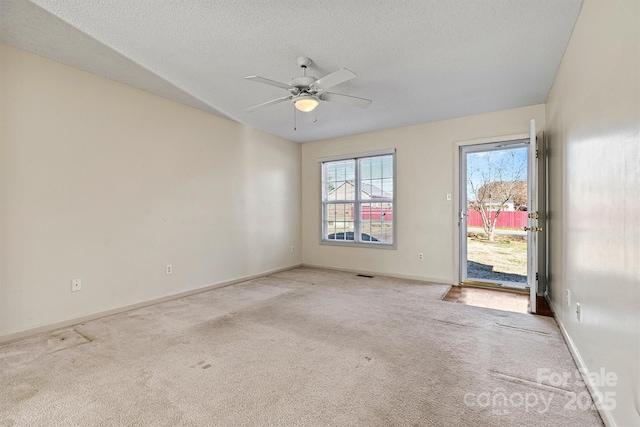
[459,140,530,291]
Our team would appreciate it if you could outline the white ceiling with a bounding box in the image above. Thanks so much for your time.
[1,0,582,143]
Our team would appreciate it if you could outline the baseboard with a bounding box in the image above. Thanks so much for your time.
[301,263,452,286]
[0,263,302,345]
[554,313,616,427]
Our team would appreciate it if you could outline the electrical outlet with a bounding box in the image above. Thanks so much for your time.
[576,303,581,322]
[418,253,424,261]
[566,289,571,307]
[446,193,452,201]
[166,264,173,275]
[71,279,81,292]
[290,246,295,253]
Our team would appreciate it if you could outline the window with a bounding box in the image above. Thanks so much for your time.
[320,150,395,246]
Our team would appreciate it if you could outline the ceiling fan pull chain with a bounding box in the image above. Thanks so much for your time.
[293,105,297,131]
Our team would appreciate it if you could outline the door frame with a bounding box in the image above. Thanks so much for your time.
[527,119,537,312]
[451,132,530,288]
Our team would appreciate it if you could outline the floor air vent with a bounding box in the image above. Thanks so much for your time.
[357,274,374,278]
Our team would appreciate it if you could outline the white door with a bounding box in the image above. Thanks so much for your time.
[527,120,538,313]
[458,119,544,314]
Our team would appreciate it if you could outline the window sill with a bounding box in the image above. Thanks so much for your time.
[320,240,397,250]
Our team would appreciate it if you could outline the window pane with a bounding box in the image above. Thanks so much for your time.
[360,179,371,200]
[381,155,393,178]
[360,202,393,243]
[322,153,394,245]
[382,178,393,198]
[360,160,371,180]
[361,178,392,200]
[361,157,379,179]
[330,160,355,183]
[324,160,356,201]
[325,203,355,240]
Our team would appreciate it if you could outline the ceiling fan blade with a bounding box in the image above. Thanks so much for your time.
[311,68,357,90]
[320,92,372,108]
[244,96,291,112]
[245,76,293,90]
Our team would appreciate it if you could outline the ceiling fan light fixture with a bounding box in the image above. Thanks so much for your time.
[293,95,320,112]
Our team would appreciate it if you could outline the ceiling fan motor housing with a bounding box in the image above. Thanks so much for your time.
[289,76,317,92]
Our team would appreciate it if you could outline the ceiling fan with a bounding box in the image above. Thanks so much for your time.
[244,57,372,113]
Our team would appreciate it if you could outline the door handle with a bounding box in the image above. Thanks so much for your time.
[523,226,543,232]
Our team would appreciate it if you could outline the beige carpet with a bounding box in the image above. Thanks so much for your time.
[1,267,603,426]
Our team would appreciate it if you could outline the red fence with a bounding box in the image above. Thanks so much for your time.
[467,210,527,229]
[349,206,394,221]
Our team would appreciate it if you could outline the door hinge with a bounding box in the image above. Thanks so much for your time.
[536,272,539,281]
[535,149,539,159]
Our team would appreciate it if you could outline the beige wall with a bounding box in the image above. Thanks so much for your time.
[301,104,545,283]
[545,0,640,425]
[0,44,302,337]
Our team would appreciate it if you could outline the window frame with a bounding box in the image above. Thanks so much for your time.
[319,149,397,249]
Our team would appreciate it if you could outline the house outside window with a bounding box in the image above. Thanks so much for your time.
[320,150,395,247]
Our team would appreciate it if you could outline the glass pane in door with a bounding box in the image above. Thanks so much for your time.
[463,145,529,290]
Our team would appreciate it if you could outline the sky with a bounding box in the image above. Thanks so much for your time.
[466,147,528,201]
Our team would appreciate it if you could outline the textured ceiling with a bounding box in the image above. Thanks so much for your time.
[1,0,582,143]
